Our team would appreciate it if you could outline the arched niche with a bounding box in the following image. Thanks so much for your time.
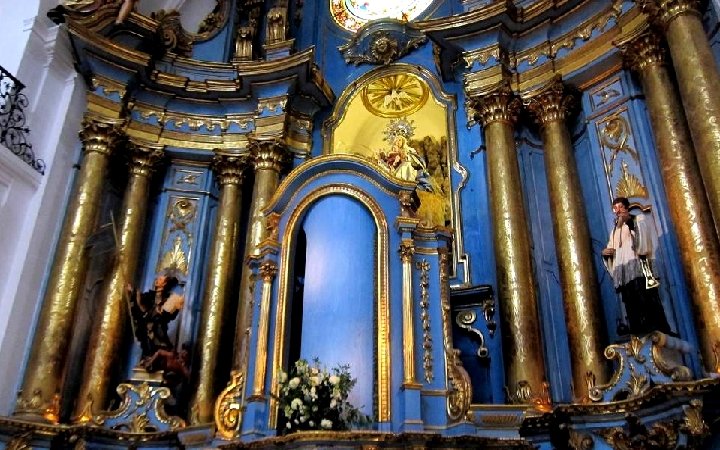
[322,64,469,286]
[261,155,416,429]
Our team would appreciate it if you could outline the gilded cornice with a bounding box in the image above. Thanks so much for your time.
[66,24,151,68]
[462,0,624,73]
[124,121,250,151]
[417,0,592,33]
[129,101,255,133]
[91,75,127,100]
[462,3,641,96]
[548,1,623,59]
[463,45,508,69]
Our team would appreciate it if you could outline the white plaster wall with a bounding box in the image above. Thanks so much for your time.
[0,8,86,414]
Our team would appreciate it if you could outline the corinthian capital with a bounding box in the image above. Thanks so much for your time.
[616,29,667,72]
[259,261,278,282]
[212,152,248,186]
[468,81,521,128]
[249,136,289,172]
[79,115,125,157]
[128,139,165,177]
[523,78,576,126]
[636,0,701,29]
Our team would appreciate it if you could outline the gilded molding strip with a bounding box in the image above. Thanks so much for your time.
[416,259,433,383]
[270,183,391,426]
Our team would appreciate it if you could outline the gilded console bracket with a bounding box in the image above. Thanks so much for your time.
[215,370,245,440]
[589,332,692,403]
[95,382,186,432]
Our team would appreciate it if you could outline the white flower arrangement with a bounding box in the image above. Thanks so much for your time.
[277,358,368,433]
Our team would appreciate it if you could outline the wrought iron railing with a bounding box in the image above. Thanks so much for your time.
[1,65,44,174]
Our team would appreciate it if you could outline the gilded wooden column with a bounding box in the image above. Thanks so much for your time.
[232,137,287,373]
[400,240,417,385]
[471,82,546,403]
[251,261,279,397]
[74,139,165,420]
[619,30,720,372]
[190,153,246,424]
[524,79,608,400]
[15,115,124,421]
[638,0,720,233]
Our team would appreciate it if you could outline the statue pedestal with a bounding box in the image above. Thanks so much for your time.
[590,332,693,402]
[93,368,186,432]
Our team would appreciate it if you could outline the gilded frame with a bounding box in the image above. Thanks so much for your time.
[268,183,391,427]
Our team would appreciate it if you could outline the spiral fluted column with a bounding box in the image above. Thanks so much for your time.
[232,137,288,376]
[189,154,247,424]
[638,0,720,234]
[74,139,164,420]
[619,29,720,372]
[15,115,124,421]
[524,79,608,400]
[471,82,546,404]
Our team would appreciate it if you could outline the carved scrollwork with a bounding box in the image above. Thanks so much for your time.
[446,348,471,421]
[595,415,679,450]
[215,371,245,440]
[455,310,489,359]
[589,332,692,402]
[151,9,193,57]
[95,382,185,432]
[6,432,32,450]
[339,19,426,66]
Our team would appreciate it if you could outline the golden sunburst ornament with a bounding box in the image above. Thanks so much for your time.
[362,73,429,118]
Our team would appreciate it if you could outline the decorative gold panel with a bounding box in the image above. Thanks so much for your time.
[156,197,197,277]
[362,73,429,118]
[594,108,650,204]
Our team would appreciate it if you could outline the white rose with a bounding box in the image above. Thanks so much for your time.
[291,398,303,410]
[309,376,320,386]
[320,419,333,429]
[330,399,337,409]
[279,372,288,383]
[289,377,301,388]
[308,420,314,427]
[329,375,340,385]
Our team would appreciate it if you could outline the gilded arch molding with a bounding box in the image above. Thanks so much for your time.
[269,183,391,426]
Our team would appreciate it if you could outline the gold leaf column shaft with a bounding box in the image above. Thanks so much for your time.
[472,82,546,402]
[639,0,720,233]
[400,240,417,385]
[252,262,278,397]
[619,30,720,372]
[189,154,246,424]
[15,115,124,421]
[524,79,608,400]
[74,140,165,420]
[232,138,287,374]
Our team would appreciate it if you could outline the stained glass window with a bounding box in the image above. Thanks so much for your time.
[330,0,433,31]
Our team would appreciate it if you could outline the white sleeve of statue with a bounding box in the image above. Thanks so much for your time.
[634,213,657,258]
